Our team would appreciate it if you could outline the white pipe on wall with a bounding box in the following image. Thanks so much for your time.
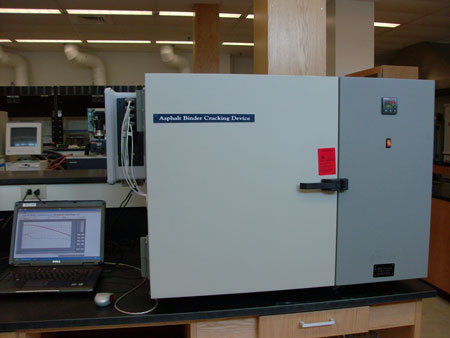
[64,44,107,85]
[160,45,190,73]
[0,46,29,86]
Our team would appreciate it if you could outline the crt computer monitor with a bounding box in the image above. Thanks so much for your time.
[5,122,42,156]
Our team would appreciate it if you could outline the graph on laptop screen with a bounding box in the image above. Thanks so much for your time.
[13,208,102,262]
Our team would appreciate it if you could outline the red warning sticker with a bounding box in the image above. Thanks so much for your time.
[318,148,336,176]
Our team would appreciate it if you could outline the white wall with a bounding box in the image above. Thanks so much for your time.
[0,50,233,86]
[327,0,374,76]
[0,183,147,211]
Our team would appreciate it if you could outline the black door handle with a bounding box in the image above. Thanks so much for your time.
[299,179,348,192]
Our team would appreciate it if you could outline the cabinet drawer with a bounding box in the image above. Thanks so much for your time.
[195,318,257,338]
[259,307,369,338]
[369,302,416,329]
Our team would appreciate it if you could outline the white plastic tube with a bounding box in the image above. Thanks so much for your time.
[160,45,190,73]
[64,44,106,85]
[0,46,29,86]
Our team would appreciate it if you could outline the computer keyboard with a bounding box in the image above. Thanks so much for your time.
[7,267,93,283]
[0,266,102,293]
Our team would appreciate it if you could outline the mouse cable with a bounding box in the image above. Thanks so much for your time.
[113,278,158,315]
[103,262,158,315]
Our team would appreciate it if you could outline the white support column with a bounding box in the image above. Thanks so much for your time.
[327,0,374,76]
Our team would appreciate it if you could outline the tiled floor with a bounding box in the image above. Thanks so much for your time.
[422,296,450,338]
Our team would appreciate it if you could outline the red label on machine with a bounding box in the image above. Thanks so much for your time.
[318,148,336,176]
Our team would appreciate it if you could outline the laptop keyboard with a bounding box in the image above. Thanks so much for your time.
[0,266,103,292]
[4,267,98,284]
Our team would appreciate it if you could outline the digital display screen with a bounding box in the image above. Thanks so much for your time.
[382,97,398,115]
[11,127,37,147]
[13,208,102,262]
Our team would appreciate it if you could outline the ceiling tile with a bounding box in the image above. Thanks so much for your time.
[374,11,420,23]
[412,15,450,27]
[0,0,447,58]
[0,13,67,24]
[375,0,448,14]
[0,0,60,8]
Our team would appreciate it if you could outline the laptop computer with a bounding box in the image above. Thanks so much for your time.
[0,200,105,293]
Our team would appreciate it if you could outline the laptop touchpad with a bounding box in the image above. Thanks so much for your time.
[24,280,48,287]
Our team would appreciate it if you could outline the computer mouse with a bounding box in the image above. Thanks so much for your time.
[94,292,114,307]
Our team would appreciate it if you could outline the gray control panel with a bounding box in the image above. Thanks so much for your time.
[336,77,434,286]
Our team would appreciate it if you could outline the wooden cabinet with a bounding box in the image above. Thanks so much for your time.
[369,302,416,329]
[426,198,450,294]
[1,300,425,338]
[188,301,423,338]
[192,318,258,338]
[259,307,369,338]
[346,65,419,79]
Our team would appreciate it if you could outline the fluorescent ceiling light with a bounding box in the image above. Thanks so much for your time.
[246,14,254,19]
[222,42,254,46]
[87,40,151,44]
[219,13,241,18]
[67,9,152,16]
[159,11,241,18]
[159,11,193,17]
[16,39,82,43]
[0,39,12,42]
[0,8,61,14]
[374,22,400,28]
[156,40,193,45]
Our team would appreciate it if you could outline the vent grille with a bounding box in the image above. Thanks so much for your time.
[79,16,106,23]
[69,15,112,25]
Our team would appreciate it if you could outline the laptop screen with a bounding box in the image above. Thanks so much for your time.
[11,202,104,265]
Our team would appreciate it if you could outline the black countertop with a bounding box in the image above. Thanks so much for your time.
[0,169,107,185]
[0,262,436,332]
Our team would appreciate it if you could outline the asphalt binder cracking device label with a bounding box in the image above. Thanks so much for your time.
[318,148,336,176]
[373,263,395,277]
[153,114,255,123]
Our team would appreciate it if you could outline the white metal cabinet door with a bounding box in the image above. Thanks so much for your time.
[145,74,339,298]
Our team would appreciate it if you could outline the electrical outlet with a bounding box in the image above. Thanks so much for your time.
[20,185,47,200]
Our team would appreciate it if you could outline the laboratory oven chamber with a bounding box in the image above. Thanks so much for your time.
[145,74,339,298]
[336,77,434,285]
[143,74,434,299]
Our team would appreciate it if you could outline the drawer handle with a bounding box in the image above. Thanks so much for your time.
[300,318,335,328]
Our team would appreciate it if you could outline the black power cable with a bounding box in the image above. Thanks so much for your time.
[110,190,133,229]
[33,189,43,202]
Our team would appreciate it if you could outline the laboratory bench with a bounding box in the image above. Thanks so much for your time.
[0,169,107,185]
[0,208,438,338]
[0,202,441,338]
[0,264,436,338]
